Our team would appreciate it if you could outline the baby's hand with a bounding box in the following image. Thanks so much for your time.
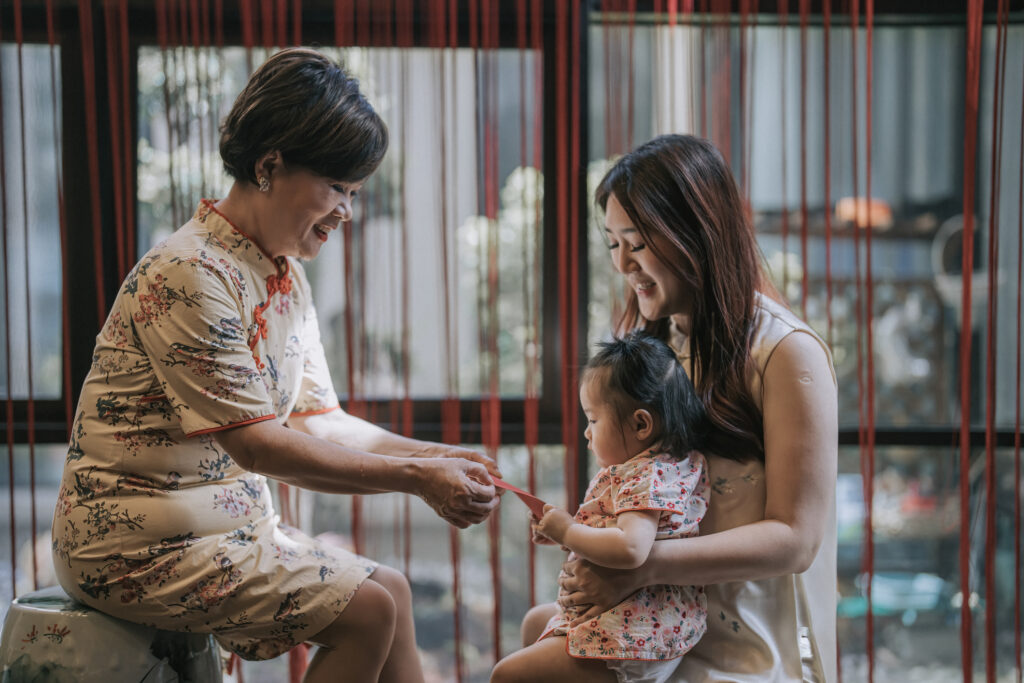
[536,504,575,545]
[529,517,560,546]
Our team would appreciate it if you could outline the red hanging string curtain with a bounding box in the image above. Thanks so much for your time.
[1,0,15,602]
[983,1,1009,681]
[959,0,985,678]
[823,0,833,348]
[863,5,877,680]
[798,0,809,318]
[1015,34,1024,681]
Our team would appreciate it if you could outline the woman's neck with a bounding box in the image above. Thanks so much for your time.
[670,313,691,335]
[215,184,276,256]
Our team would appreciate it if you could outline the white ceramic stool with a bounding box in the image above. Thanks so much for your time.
[0,585,222,682]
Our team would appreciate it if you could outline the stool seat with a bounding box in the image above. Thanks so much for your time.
[1,585,222,682]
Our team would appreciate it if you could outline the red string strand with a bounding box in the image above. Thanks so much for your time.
[104,3,127,282]
[864,5,877,681]
[1015,31,1024,681]
[959,0,985,678]
[78,0,107,323]
[823,0,833,348]
[120,0,135,267]
[13,0,39,591]
[527,0,544,607]
[984,2,1009,679]
[0,0,17,600]
[798,0,808,318]
[45,0,71,435]
[778,0,789,297]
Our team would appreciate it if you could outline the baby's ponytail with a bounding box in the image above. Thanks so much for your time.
[585,331,709,460]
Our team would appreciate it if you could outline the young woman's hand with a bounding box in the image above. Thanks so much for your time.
[558,555,644,625]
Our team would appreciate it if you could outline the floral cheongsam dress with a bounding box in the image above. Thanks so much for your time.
[541,449,709,662]
[51,200,376,661]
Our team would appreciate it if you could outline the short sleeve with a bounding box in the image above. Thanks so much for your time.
[126,254,276,436]
[614,452,708,523]
[290,278,341,417]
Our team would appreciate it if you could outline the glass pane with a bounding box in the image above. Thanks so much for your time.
[0,443,70,616]
[0,44,63,400]
[836,445,1019,680]
[587,20,1024,431]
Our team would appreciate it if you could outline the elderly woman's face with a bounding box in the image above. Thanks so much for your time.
[263,164,363,260]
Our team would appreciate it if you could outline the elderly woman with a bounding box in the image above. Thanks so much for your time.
[52,48,498,683]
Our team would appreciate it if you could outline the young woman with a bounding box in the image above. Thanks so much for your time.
[519,134,839,682]
[52,48,499,683]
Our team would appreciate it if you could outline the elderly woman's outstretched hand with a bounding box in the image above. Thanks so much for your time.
[417,457,499,528]
[558,555,644,625]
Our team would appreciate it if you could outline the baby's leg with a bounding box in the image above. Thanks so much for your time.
[491,636,617,683]
[303,565,423,683]
[519,602,559,646]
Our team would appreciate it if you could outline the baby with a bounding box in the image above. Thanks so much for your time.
[493,331,709,683]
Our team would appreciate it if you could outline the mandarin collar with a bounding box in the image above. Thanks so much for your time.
[194,199,289,278]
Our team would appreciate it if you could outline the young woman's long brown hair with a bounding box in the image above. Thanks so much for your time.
[596,134,776,461]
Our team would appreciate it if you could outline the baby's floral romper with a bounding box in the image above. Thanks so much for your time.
[541,449,709,664]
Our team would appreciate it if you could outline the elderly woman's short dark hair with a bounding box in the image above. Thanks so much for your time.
[220,47,388,185]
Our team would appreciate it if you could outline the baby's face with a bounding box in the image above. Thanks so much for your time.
[580,375,636,469]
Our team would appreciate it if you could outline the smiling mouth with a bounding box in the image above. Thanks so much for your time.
[635,282,655,296]
[313,224,333,241]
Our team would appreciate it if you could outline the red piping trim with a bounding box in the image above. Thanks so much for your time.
[289,406,340,418]
[185,414,276,437]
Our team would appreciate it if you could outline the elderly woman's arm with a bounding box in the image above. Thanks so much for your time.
[560,332,837,620]
[288,409,500,479]
[213,419,498,528]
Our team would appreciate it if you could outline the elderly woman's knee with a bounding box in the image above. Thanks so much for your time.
[368,564,412,608]
[311,578,396,649]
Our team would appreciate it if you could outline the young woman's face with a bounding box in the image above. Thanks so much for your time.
[604,193,691,321]
[261,164,363,260]
[580,373,639,469]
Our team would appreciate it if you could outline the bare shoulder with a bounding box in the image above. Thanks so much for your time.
[763,331,835,392]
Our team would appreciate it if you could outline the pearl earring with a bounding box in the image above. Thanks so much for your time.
[258,176,270,192]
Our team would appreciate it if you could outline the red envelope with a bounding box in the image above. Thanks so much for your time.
[491,477,547,518]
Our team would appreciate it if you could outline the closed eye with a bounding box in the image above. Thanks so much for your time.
[332,184,358,199]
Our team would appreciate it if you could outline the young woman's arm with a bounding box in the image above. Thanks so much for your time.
[558,332,837,621]
[536,507,659,569]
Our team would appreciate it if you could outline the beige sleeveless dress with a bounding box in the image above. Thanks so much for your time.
[669,293,838,682]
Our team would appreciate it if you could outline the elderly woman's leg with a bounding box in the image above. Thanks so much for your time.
[303,565,423,683]
[368,565,424,683]
[303,573,397,683]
